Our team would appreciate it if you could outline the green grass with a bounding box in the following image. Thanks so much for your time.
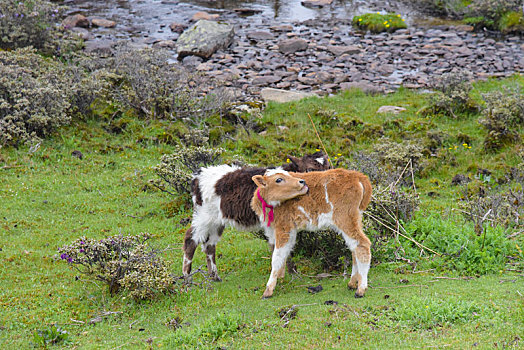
[1,76,523,348]
[352,13,407,33]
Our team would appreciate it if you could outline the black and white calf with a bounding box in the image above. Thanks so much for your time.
[182,152,331,280]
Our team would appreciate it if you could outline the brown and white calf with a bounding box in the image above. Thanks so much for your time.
[182,152,331,281]
[251,168,372,298]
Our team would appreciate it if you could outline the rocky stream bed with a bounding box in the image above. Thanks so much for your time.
[63,0,524,97]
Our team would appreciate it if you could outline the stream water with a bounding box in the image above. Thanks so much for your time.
[63,0,431,42]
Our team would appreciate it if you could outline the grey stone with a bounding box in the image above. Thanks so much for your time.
[301,0,333,8]
[278,38,308,54]
[260,88,315,103]
[327,45,360,56]
[247,31,275,41]
[177,20,235,60]
[376,105,407,114]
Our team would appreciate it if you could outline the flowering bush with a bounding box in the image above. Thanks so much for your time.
[58,233,179,300]
[0,0,80,55]
[0,48,104,146]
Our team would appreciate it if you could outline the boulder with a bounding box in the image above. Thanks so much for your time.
[260,88,315,103]
[177,20,235,60]
[247,31,275,41]
[62,14,89,29]
[278,38,308,54]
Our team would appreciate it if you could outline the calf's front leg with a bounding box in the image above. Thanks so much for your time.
[263,230,295,299]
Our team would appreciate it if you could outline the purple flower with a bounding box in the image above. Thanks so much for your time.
[80,240,85,245]
[67,257,73,263]
[79,248,85,253]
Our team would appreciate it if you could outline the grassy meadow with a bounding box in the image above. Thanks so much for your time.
[1,76,523,349]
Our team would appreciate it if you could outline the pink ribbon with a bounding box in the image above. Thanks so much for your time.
[257,189,274,227]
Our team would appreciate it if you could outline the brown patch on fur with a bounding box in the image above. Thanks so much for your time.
[215,168,266,227]
[182,227,198,275]
[191,178,203,206]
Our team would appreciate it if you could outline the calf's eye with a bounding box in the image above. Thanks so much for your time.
[276,178,283,183]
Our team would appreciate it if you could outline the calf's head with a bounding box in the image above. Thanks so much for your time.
[286,151,332,172]
[252,171,308,205]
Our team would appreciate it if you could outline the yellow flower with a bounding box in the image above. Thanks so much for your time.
[386,24,390,28]
[402,18,405,21]
[358,18,362,22]
[286,159,290,163]
[315,148,320,151]
[463,143,468,146]
[337,153,342,156]
[376,12,380,14]
[468,146,472,149]
[397,14,401,17]
[334,157,338,160]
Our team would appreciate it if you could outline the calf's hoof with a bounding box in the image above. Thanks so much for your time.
[262,289,273,299]
[347,281,358,290]
[354,292,364,298]
[210,274,222,282]
[354,287,367,298]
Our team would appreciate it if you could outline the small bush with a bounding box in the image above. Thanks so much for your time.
[108,45,232,122]
[478,86,524,151]
[294,229,350,271]
[372,139,424,187]
[427,70,476,118]
[352,13,407,33]
[392,296,482,329]
[151,146,225,197]
[58,233,179,300]
[0,0,80,55]
[467,0,521,22]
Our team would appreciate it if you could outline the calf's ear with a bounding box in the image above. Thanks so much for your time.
[252,175,267,188]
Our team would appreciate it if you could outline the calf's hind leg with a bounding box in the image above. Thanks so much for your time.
[202,225,224,281]
[263,230,295,298]
[182,227,198,277]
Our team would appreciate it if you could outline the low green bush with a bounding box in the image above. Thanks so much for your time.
[479,85,524,151]
[352,13,407,33]
[427,70,476,118]
[31,324,71,348]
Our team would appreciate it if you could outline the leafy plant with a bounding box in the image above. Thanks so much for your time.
[392,296,482,329]
[352,13,407,33]
[166,312,242,347]
[31,324,70,348]
[58,233,179,300]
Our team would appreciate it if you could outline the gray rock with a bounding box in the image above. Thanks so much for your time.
[376,105,406,114]
[327,45,360,56]
[71,27,91,40]
[247,31,275,41]
[301,0,333,8]
[84,40,114,56]
[169,22,187,33]
[252,75,282,85]
[191,11,219,22]
[177,20,235,60]
[278,39,308,54]
[260,88,315,103]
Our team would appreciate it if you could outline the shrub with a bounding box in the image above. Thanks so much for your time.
[352,13,407,33]
[293,229,350,271]
[108,44,232,122]
[427,70,476,118]
[58,233,179,300]
[498,11,524,33]
[0,0,80,55]
[467,0,521,22]
[478,86,524,151]
[151,146,225,197]
[0,48,104,146]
